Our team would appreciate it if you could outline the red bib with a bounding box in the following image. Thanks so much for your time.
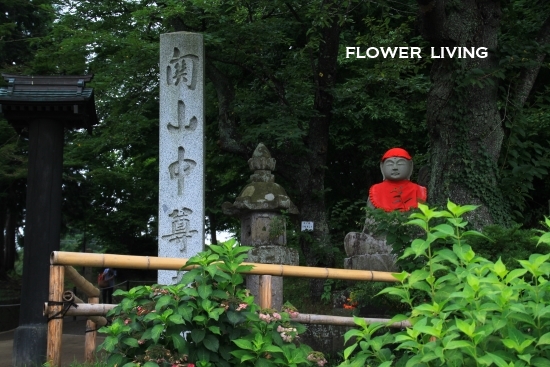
[369,180,427,212]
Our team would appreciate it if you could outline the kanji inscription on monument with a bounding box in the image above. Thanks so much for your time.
[161,207,199,253]
[159,32,205,284]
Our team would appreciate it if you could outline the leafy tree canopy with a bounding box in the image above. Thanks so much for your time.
[1,0,547,267]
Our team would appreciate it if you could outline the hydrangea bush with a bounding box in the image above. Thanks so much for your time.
[98,240,326,367]
[339,201,550,367]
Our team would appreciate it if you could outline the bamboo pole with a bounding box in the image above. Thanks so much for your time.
[64,303,117,316]
[85,296,99,363]
[46,265,65,367]
[64,265,100,298]
[46,301,412,329]
[259,275,272,309]
[295,313,411,329]
[63,291,107,327]
[51,251,399,282]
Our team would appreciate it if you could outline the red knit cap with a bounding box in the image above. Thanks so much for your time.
[381,147,412,161]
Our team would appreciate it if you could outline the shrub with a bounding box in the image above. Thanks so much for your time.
[98,240,325,367]
[468,224,538,269]
[339,201,550,367]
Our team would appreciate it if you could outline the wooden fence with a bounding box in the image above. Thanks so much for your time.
[45,251,409,367]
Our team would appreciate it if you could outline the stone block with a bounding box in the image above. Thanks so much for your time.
[241,213,286,246]
[299,324,352,355]
[247,245,299,265]
[246,245,298,310]
[247,275,284,310]
[344,232,393,256]
[344,254,398,272]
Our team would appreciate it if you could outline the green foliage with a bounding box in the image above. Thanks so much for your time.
[498,88,550,224]
[321,279,334,305]
[329,199,368,235]
[468,224,538,269]
[31,1,164,254]
[348,281,409,317]
[98,240,324,367]
[18,0,550,266]
[0,0,54,73]
[339,201,550,367]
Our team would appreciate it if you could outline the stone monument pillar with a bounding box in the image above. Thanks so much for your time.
[159,32,205,284]
[223,143,299,310]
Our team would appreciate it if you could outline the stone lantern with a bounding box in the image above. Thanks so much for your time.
[222,143,299,310]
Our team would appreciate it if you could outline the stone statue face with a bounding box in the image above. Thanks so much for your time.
[380,157,413,181]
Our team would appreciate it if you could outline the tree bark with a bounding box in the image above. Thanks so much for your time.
[298,15,340,267]
[206,60,248,157]
[208,213,218,245]
[418,0,511,228]
[512,16,550,108]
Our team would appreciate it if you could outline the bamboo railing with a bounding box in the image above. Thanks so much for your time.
[45,251,406,367]
[50,251,398,282]
[43,263,109,365]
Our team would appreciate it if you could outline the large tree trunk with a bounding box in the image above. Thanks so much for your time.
[208,213,218,245]
[512,16,550,108]
[298,17,340,266]
[418,0,511,228]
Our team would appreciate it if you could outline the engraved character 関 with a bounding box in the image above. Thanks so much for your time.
[166,47,199,90]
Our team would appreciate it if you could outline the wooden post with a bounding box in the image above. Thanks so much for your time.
[85,296,99,363]
[259,275,272,309]
[14,119,64,367]
[46,265,65,367]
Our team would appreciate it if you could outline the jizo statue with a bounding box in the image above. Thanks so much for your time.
[343,148,425,273]
[368,147,427,212]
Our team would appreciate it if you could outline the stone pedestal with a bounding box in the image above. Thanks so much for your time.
[247,245,299,309]
[223,143,299,310]
[343,232,398,272]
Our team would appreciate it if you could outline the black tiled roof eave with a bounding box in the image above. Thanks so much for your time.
[0,74,99,132]
[0,89,94,102]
